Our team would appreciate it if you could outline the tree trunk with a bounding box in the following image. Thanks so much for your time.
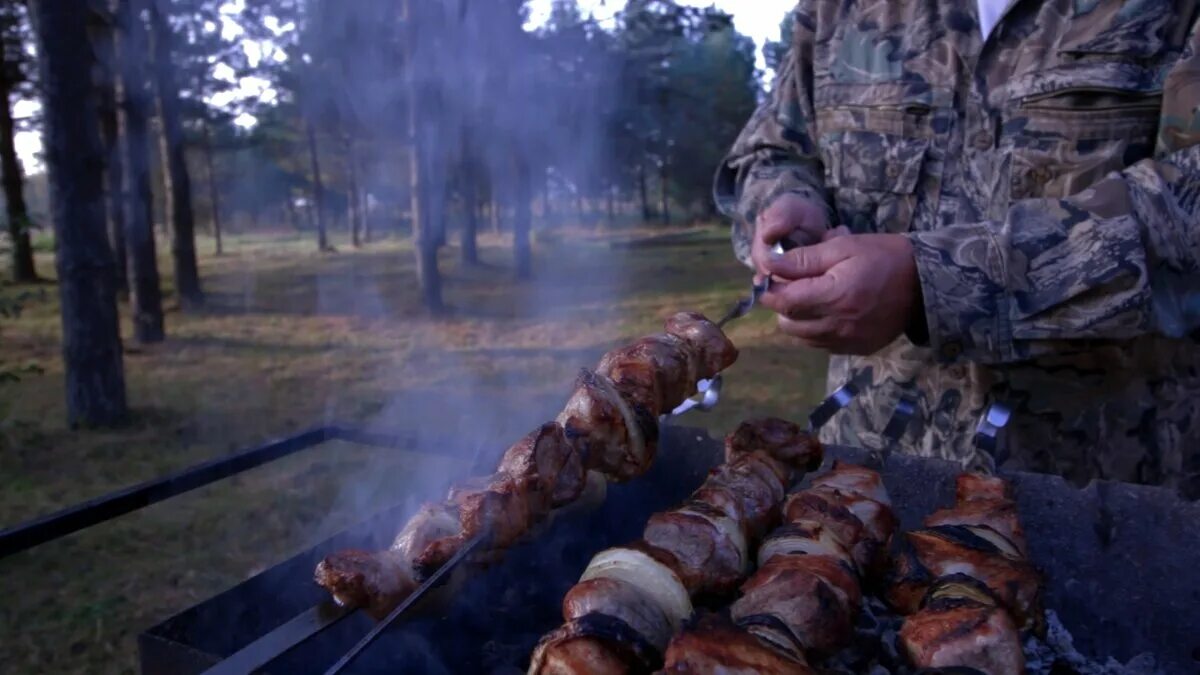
[150,0,202,306]
[345,136,362,248]
[305,118,329,251]
[116,0,164,344]
[405,0,441,312]
[460,156,478,266]
[513,156,532,281]
[0,73,36,282]
[638,161,651,222]
[30,0,128,426]
[659,159,670,226]
[606,183,615,229]
[89,2,127,293]
[201,122,222,255]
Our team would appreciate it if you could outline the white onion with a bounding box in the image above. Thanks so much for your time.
[581,547,693,631]
[593,371,646,471]
[757,523,858,573]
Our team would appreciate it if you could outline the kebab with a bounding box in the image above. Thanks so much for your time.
[315,312,738,619]
[529,418,823,674]
[890,473,1040,675]
[659,462,897,673]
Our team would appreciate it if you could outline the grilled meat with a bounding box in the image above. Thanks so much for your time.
[497,422,587,512]
[663,311,738,380]
[313,502,458,618]
[662,463,894,670]
[533,417,814,672]
[899,576,1025,675]
[530,613,662,675]
[925,474,1027,556]
[730,554,862,657]
[317,312,736,619]
[660,613,815,675]
[597,334,698,416]
[886,525,1042,628]
[725,418,823,471]
[644,500,748,597]
[558,369,655,482]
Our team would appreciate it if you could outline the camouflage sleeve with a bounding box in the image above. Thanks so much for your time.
[713,3,832,269]
[908,19,1200,365]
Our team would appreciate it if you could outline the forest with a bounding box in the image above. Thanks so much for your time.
[3,0,775,427]
[1,1,817,672]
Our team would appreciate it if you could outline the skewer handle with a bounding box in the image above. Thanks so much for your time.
[974,401,1013,474]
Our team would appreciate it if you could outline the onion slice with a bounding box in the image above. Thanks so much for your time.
[580,547,693,632]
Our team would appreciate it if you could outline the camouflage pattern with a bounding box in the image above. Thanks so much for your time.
[715,0,1200,497]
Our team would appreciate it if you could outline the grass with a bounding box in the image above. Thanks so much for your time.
[0,226,827,674]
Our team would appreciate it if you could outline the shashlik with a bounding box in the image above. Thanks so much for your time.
[660,462,897,672]
[891,473,1040,675]
[529,418,823,674]
[315,312,737,619]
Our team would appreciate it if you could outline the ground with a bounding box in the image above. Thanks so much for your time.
[0,226,827,674]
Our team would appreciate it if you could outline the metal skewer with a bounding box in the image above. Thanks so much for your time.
[716,241,795,329]
[323,532,488,675]
[869,394,917,469]
[974,401,1013,475]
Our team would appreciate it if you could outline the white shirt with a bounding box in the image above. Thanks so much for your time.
[977,0,1007,39]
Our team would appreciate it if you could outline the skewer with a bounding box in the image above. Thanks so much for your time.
[870,394,917,469]
[322,532,488,675]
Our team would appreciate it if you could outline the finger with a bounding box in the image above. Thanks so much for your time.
[821,225,851,241]
[763,238,853,280]
[750,229,775,277]
[760,275,839,320]
[758,197,824,246]
[778,315,838,342]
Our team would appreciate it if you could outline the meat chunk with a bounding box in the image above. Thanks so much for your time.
[660,613,815,675]
[313,549,414,620]
[885,525,1042,630]
[497,422,585,512]
[528,613,661,675]
[925,474,1027,556]
[782,491,873,575]
[563,577,674,652]
[725,418,823,471]
[900,576,1025,675]
[664,311,738,379]
[730,554,862,657]
[703,452,788,540]
[597,333,698,415]
[314,502,458,618]
[809,460,892,507]
[643,501,748,598]
[557,369,656,482]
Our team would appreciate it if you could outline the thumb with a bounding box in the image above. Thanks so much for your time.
[763,238,853,280]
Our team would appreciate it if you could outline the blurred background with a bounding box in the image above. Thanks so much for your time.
[0,1,829,672]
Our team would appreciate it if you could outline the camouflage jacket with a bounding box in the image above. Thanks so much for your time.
[716,0,1200,496]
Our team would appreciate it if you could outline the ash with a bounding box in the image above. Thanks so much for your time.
[823,598,1163,675]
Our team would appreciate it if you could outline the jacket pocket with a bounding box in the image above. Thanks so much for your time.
[814,83,942,234]
[1005,66,1161,201]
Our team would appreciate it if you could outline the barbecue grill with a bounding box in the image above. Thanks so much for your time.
[120,426,1200,674]
[4,422,1198,674]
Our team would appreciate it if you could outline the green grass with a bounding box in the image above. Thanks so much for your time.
[0,226,827,674]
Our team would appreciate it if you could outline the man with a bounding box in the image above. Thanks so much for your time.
[716,0,1200,497]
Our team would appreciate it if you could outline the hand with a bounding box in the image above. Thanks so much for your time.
[760,233,922,355]
[750,193,833,278]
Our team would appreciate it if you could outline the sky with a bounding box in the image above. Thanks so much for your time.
[14,0,794,171]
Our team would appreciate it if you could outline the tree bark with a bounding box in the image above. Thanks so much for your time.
[116,0,164,344]
[150,0,202,306]
[513,156,532,281]
[405,0,441,312]
[98,82,127,291]
[460,155,478,266]
[0,70,35,282]
[201,122,222,255]
[30,0,128,426]
[659,158,670,226]
[345,137,362,248]
[638,160,651,222]
[304,118,329,251]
